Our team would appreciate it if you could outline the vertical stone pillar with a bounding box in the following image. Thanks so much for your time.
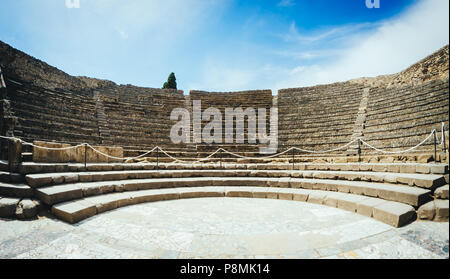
[8,138,22,172]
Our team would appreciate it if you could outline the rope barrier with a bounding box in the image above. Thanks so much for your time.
[86,144,158,161]
[359,130,435,154]
[0,125,446,164]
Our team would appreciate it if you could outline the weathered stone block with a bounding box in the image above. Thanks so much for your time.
[373,202,416,227]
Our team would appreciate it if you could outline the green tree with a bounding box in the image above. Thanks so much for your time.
[163,72,177,90]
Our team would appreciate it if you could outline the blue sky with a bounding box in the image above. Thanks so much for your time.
[0,0,448,93]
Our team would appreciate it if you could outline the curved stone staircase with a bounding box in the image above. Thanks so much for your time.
[1,161,447,228]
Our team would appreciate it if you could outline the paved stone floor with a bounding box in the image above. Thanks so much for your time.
[0,198,448,259]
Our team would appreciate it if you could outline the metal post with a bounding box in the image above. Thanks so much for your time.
[220,149,223,169]
[292,148,295,170]
[442,125,447,154]
[84,143,87,171]
[156,147,159,170]
[357,139,361,163]
[433,130,437,163]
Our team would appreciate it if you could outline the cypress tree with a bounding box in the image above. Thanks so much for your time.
[163,72,177,90]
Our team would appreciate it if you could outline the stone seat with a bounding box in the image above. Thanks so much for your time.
[365,116,448,133]
[417,199,449,221]
[368,85,448,106]
[19,118,98,135]
[368,89,448,111]
[0,182,33,198]
[33,176,431,207]
[13,107,99,128]
[25,169,447,190]
[0,196,41,219]
[18,162,449,175]
[51,186,416,227]
[367,98,448,118]
[278,121,354,130]
[367,105,448,123]
[18,126,101,144]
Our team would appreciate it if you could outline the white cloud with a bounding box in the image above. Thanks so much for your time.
[192,0,449,93]
[87,0,226,42]
[285,0,450,87]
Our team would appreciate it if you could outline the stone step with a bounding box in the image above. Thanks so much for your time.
[18,162,449,175]
[25,169,446,189]
[34,177,431,207]
[0,197,20,218]
[417,199,449,221]
[0,160,8,172]
[0,171,25,183]
[434,185,449,199]
[0,197,41,219]
[51,187,416,227]
[21,152,33,162]
[0,183,34,198]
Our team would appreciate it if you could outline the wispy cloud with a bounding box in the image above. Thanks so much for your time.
[277,0,295,8]
[281,21,378,43]
[191,0,448,93]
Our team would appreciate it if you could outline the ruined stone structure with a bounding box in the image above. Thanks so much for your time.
[0,40,448,225]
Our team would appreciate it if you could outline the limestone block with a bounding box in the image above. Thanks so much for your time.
[323,193,341,208]
[434,200,449,221]
[129,189,179,203]
[33,141,124,163]
[35,185,83,205]
[80,182,115,197]
[307,192,327,204]
[0,197,19,217]
[178,187,224,199]
[337,195,367,212]
[25,174,53,188]
[278,191,293,200]
[291,189,310,202]
[15,199,40,219]
[399,164,417,174]
[372,165,388,172]
[225,188,253,198]
[430,165,448,174]
[372,202,416,227]
[435,185,449,199]
[387,164,400,173]
[52,199,97,224]
[85,195,120,214]
[32,141,73,163]
[356,198,387,217]
[417,201,436,220]
[415,165,431,174]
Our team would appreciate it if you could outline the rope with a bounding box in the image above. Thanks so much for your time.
[293,139,358,154]
[359,130,435,154]
[0,127,443,162]
[86,144,158,161]
[220,147,294,160]
[164,147,224,165]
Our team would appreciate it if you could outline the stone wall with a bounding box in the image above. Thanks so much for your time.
[188,90,274,152]
[32,141,123,163]
[277,82,365,152]
[0,41,114,92]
